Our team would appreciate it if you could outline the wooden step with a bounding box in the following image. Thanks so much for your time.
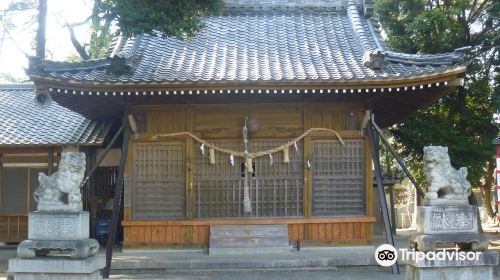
[209,224,292,256]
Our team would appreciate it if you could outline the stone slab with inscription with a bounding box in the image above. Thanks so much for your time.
[410,205,488,252]
[416,205,477,234]
[28,211,89,240]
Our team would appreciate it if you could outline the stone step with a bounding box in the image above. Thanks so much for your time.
[209,246,293,256]
[210,225,289,238]
[110,247,377,273]
[209,225,291,256]
[210,236,290,248]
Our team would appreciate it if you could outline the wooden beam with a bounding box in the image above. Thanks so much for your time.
[80,122,125,188]
[371,120,425,198]
[0,147,60,154]
[121,216,376,226]
[103,118,130,279]
[367,121,399,274]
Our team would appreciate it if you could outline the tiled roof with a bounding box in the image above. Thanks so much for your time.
[28,0,465,86]
[0,84,111,146]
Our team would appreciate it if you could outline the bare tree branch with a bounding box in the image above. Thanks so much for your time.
[467,0,489,24]
[67,24,89,60]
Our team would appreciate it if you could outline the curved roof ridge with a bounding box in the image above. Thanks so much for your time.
[347,1,377,52]
[28,57,109,74]
[223,0,353,13]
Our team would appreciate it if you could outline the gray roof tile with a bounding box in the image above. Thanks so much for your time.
[28,1,465,86]
[0,85,111,146]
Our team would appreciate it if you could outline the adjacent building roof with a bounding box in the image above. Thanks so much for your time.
[28,0,466,87]
[0,84,111,146]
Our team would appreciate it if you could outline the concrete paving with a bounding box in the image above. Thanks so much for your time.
[0,227,499,279]
[109,267,406,280]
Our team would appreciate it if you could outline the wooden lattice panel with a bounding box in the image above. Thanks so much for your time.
[193,140,303,218]
[312,139,365,216]
[132,142,185,219]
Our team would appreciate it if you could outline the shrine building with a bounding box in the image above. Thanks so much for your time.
[26,0,466,248]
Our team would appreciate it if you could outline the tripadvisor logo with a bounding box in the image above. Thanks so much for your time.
[400,248,482,262]
[375,244,398,266]
[375,244,482,267]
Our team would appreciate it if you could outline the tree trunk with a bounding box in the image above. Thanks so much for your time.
[480,159,496,219]
[35,0,48,58]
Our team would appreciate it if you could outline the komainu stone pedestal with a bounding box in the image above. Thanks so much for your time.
[405,251,499,280]
[9,211,104,279]
[410,205,488,252]
[9,255,105,280]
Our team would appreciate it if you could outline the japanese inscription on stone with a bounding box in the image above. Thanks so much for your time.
[28,212,89,240]
[430,207,473,231]
[31,216,77,238]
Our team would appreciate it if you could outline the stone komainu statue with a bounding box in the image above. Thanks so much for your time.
[423,146,471,205]
[33,152,86,211]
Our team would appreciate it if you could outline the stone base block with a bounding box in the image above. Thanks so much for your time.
[406,265,493,280]
[416,205,478,234]
[9,255,105,280]
[405,251,498,280]
[37,202,82,212]
[29,211,89,240]
[410,232,489,252]
[18,239,99,259]
[423,197,469,206]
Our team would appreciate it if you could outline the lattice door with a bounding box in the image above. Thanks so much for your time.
[132,142,185,219]
[312,139,365,216]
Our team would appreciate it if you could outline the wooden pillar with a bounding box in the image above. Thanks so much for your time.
[365,137,374,241]
[185,105,194,220]
[184,106,194,244]
[389,184,396,234]
[103,118,130,278]
[47,146,54,175]
[303,104,313,240]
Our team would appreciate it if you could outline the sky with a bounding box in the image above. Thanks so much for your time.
[0,0,92,83]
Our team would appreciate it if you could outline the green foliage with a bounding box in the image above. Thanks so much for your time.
[375,0,499,187]
[98,0,224,40]
[74,0,224,59]
[87,0,115,59]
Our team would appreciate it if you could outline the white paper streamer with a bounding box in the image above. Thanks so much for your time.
[269,153,273,166]
[307,159,311,168]
[294,142,299,153]
[230,154,235,166]
[200,143,205,156]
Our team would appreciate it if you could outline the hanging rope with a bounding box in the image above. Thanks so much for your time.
[151,128,345,159]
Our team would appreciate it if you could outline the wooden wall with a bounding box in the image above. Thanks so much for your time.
[123,102,375,247]
[0,215,28,243]
[0,150,57,243]
[122,217,374,247]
